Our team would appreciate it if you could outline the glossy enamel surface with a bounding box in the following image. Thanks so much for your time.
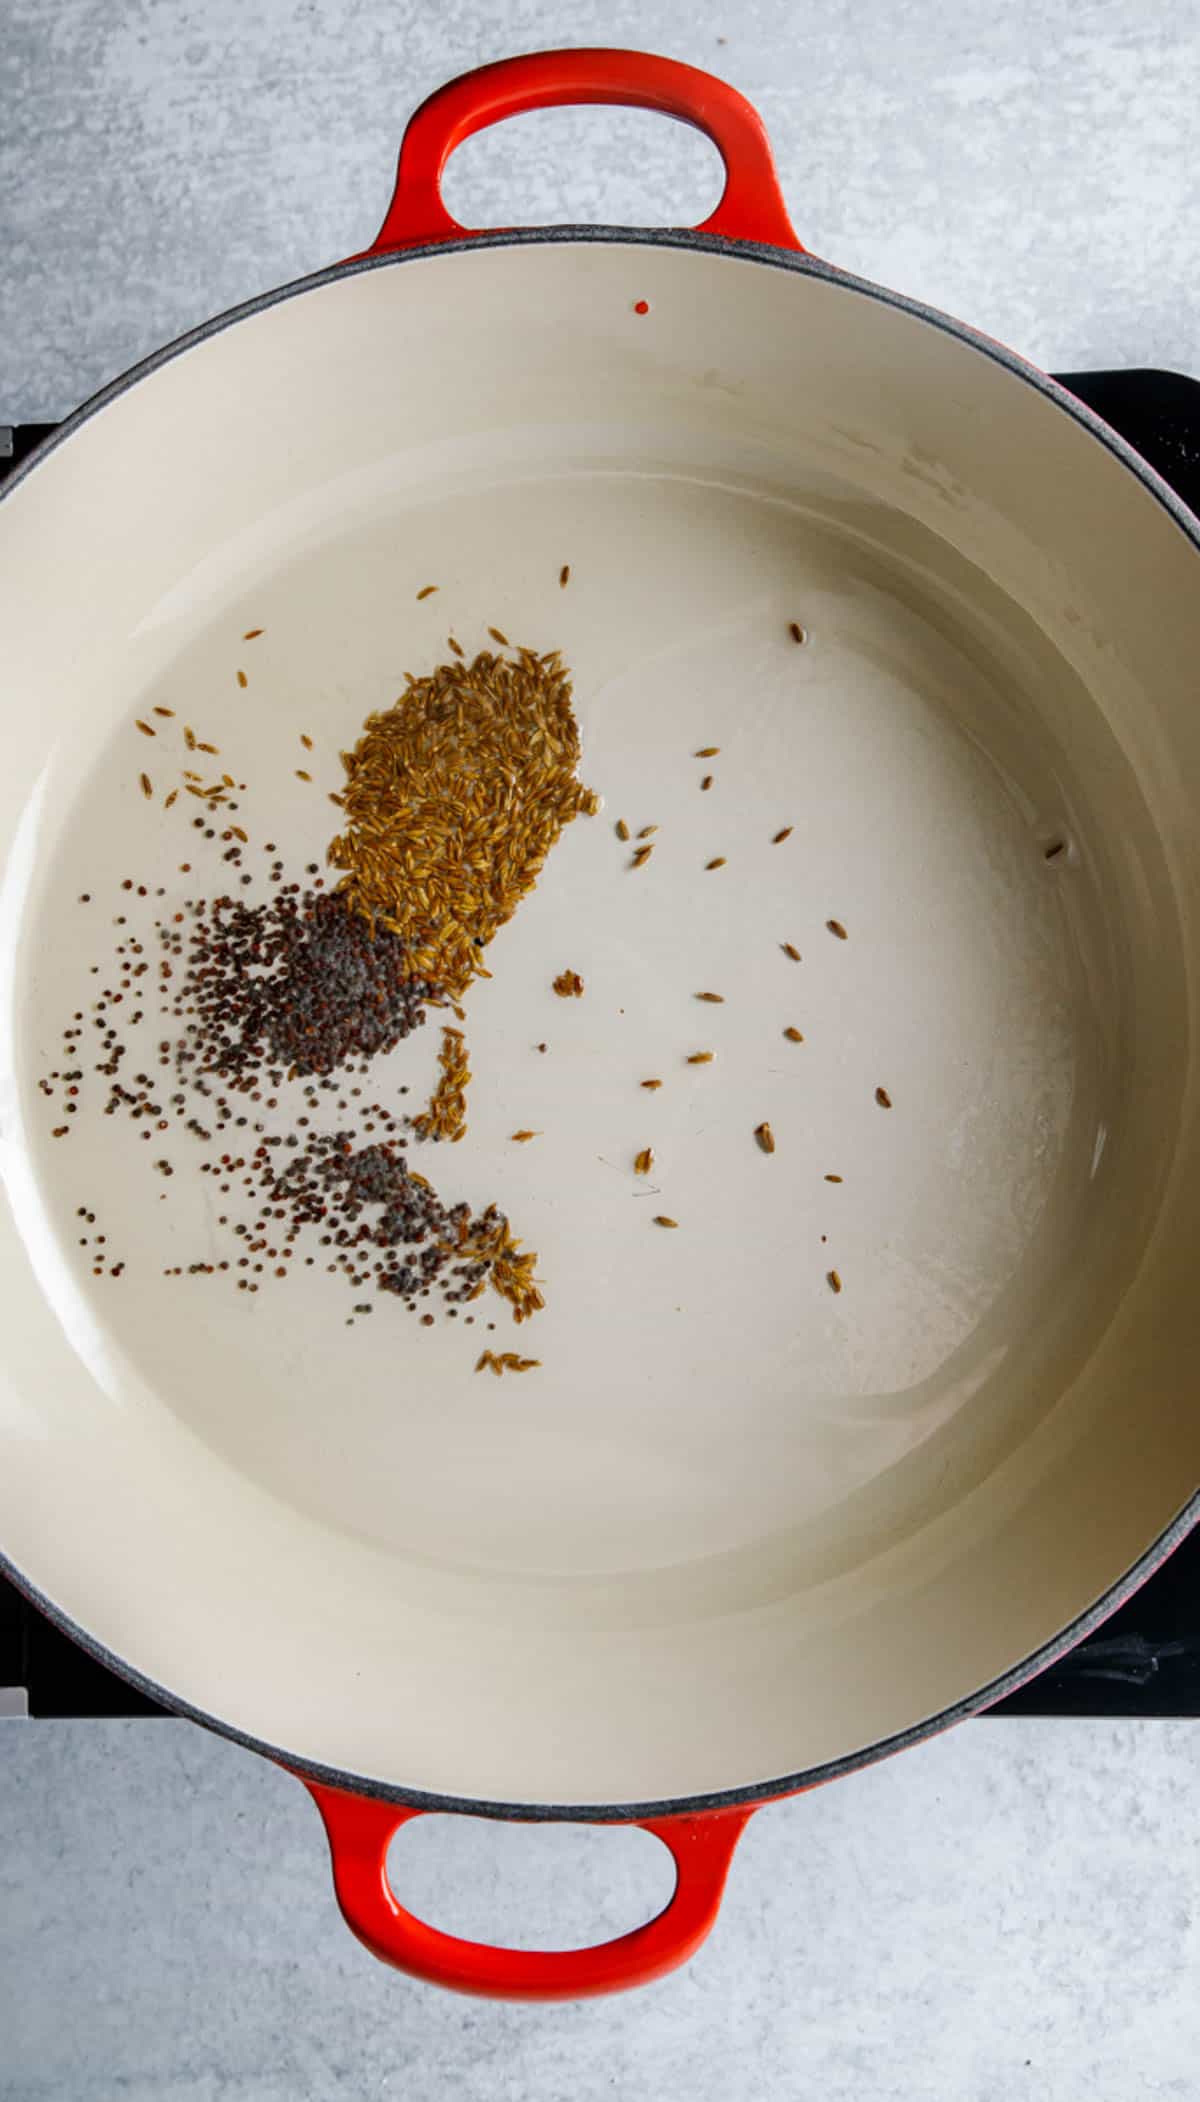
[2,236,1200,1810]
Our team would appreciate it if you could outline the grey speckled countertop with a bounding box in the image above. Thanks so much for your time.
[3,1,1200,2096]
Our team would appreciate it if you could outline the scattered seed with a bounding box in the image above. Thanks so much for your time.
[687,1052,714,1065]
[772,827,793,844]
[559,564,570,588]
[488,626,510,647]
[637,825,658,840]
[140,773,153,799]
[781,943,801,962]
[783,1026,804,1041]
[700,774,713,791]
[300,734,313,751]
[634,1147,653,1174]
[510,1130,540,1142]
[416,585,438,599]
[695,747,720,758]
[230,826,247,843]
[152,706,174,718]
[827,1269,842,1294]
[243,627,264,640]
[824,1173,843,1183]
[875,1086,892,1108]
[827,919,848,940]
[196,742,219,755]
[695,991,724,1003]
[705,857,726,871]
[653,1216,678,1229]
[641,1079,663,1090]
[632,844,654,869]
[755,1121,775,1155]
[163,789,178,809]
[295,770,312,783]
[236,670,248,689]
[789,622,806,645]
[184,727,196,750]
[552,969,584,998]
[615,819,630,841]
[135,720,155,738]
[447,636,464,657]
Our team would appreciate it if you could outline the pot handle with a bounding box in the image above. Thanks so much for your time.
[301,1777,755,2000]
[359,48,802,258]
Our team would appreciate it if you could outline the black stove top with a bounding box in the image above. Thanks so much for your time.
[2,368,1199,1722]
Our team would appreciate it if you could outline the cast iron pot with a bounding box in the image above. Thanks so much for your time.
[3,50,1200,1998]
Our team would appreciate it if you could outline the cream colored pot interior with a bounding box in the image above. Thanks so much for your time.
[2,238,1199,1807]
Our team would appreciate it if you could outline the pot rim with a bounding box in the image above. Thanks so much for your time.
[4,224,1200,1820]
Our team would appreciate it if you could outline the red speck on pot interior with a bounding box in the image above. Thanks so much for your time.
[633,300,650,316]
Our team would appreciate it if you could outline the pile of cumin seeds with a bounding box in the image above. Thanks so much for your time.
[328,645,598,999]
[413,1024,470,1142]
[456,1202,545,1324]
